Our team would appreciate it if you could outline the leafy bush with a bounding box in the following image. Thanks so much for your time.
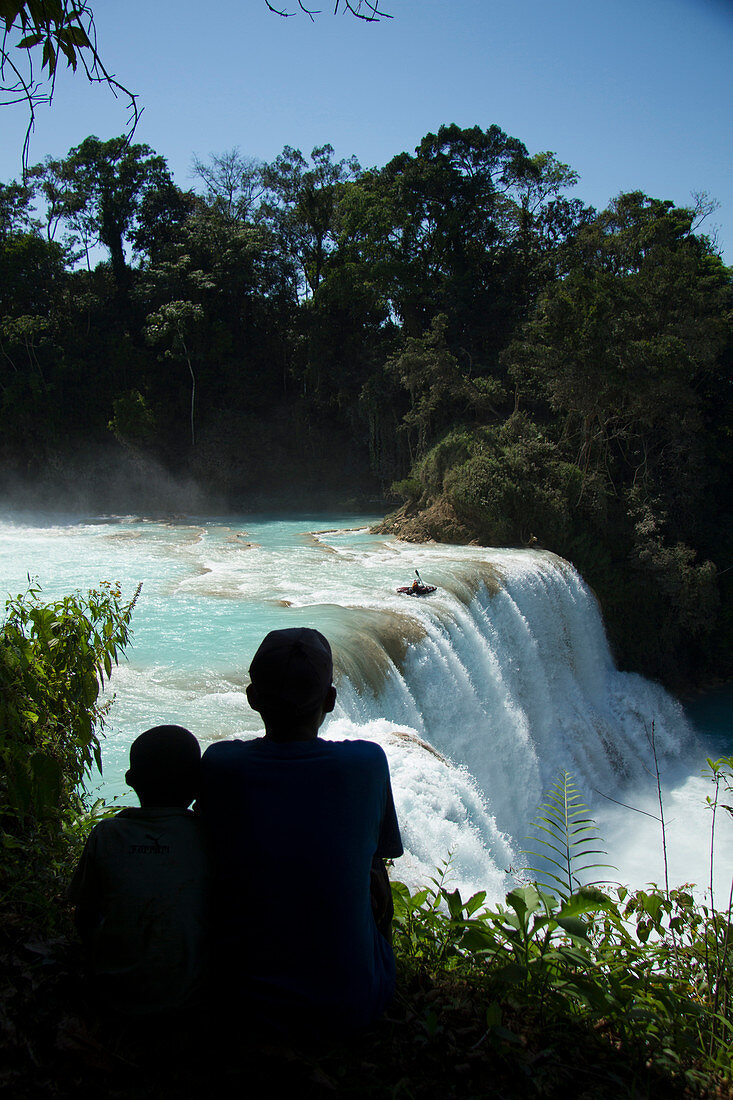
[391,761,733,1090]
[108,389,157,447]
[0,580,139,930]
[390,476,423,503]
[415,428,477,496]
[441,413,586,547]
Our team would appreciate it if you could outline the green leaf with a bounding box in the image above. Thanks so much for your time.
[60,24,90,48]
[42,37,57,74]
[558,887,615,918]
[445,887,464,920]
[2,833,27,849]
[464,890,487,916]
[1,2,30,29]
[57,38,77,70]
[390,880,411,900]
[506,885,542,920]
[16,32,42,47]
[555,916,590,941]
[459,925,497,951]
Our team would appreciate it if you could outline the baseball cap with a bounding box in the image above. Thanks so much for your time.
[248,627,333,714]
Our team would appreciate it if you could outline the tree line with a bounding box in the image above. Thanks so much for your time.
[0,123,731,686]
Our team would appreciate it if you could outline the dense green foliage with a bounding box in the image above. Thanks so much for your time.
[391,865,733,1091]
[390,758,733,1092]
[0,123,731,686]
[0,584,730,1093]
[0,580,138,928]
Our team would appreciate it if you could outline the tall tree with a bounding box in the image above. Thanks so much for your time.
[503,191,732,677]
[0,226,66,457]
[262,144,361,298]
[30,136,172,287]
[337,125,581,367]
[145,300,204,448]
[507,191,731,530]
[132,179,198,267]
[191,148,264,224]
[133,199,297,457]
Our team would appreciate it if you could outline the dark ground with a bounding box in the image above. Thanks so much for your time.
[2,922,726,1100]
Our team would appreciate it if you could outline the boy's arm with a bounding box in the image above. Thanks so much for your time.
[372,752,402,942]
[376,757,403,861]
[370,856,395,942]
[68,831,102,949]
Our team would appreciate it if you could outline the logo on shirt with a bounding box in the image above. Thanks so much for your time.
[128,834,171,855]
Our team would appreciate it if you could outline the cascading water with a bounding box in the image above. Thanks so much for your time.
[0,513,726,901]
[327,550,686,840]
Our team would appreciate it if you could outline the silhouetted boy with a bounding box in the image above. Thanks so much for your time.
[198,627,403,1033]
[69,725,209,1015]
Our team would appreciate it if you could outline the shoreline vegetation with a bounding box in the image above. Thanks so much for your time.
[2,586,733,1097]
[1,122,731,692]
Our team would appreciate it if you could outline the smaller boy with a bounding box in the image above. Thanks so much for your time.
[69,725,208,1015]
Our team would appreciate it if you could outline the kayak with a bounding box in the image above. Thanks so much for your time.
[397,584,437,597]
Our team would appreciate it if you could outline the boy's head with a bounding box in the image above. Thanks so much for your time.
[246,627,335,738]
[126,725,201,808]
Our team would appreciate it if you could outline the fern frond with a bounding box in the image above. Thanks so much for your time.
[523,769,616,900]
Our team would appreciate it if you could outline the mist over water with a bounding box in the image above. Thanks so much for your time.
[0,449,222,516]
[1,512,730,902]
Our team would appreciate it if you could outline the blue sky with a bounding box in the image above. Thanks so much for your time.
[2,0,732,260]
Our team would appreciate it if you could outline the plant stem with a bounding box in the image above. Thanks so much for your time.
[647,720,670,899]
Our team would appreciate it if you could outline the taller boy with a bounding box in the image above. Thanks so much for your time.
[198,627,403,1031]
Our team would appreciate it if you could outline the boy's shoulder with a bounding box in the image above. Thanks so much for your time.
[92,805,197,825]
[202,735,388,759]
[326,737,390,769]
[86,807,201,845]
[203,736,388,768]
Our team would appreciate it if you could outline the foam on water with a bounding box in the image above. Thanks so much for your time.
[325,718,515,901]
[1,513,729,900]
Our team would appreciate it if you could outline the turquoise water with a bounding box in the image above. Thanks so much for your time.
[2,512,730,900]
[685,685,733,756]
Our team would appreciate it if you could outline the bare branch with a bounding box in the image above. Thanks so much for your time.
[1,2,140,174]
[266,0,391,18]
[689,189,721,252]
[265,0,297,17]
[336,0,392,20]
[690,189,720,231]
[338,0,391,20]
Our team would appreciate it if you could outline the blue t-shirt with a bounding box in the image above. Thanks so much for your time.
[199,736,403,1029]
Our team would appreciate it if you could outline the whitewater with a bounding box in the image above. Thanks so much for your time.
[1,513,730,902]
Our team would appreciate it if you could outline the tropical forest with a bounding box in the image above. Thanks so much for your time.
[1,124,731,691]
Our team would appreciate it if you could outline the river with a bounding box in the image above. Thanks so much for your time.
[1,511,730,903]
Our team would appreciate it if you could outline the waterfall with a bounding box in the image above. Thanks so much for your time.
[322,551,694,897]
[0,515,706,901]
